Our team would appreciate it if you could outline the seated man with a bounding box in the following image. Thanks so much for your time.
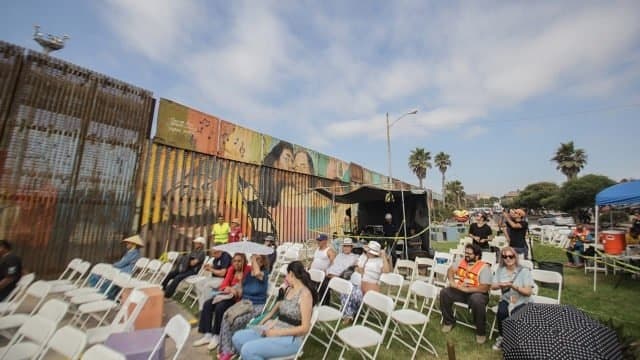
[309,234,336,273]
[0,240,22,301]
[318,238,359,305]
[565,224,592,267]
[195,247,232,310]
[440,243,491,344]
[162,236,206,298]
[626,209,640,245]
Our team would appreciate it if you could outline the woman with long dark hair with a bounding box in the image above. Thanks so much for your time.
[232,261,317,359]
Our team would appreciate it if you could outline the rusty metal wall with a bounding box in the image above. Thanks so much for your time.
[139,142,347,258]
[0,44,154,276]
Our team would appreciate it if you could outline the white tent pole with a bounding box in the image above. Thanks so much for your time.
[401,185,408,259]
[594,205,599,292]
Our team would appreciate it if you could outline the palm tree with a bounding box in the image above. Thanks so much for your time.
[408,148,432,189]
[446,180,465,209]
[434,152,452,208]
[551,141,588,181]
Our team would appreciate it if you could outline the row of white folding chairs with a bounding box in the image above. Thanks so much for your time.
[179,256,214,306]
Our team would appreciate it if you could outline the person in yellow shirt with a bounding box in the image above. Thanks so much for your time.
[212,214,231,245]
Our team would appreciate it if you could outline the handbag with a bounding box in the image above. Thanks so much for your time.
[223,299,254,324]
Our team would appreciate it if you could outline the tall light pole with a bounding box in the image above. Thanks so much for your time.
[386,109,418,188]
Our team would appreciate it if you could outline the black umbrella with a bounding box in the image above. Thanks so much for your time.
[502,303,622,360]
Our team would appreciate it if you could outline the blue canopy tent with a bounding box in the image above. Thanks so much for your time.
[593,180,640,291]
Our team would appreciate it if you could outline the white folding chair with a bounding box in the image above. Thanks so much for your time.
[481,252,497,267]
[520,259,534,270]
[428,263,450,289]
[63,263,112,299]
[49,261,92,294]
[434,251,453,266]
[309,277,353,360]
[336,290,395,360]
[394,259,416,283]
[85,289,149,345]
[386,281,439,359]
[0,298,69,339]
[149,315,190,360]
[0,280,51,316]
[68,268,121,306]
[131,258,150,280]
[308,268,326,285]
[70,273,133,328]
[166,251,180,265]
[531,269,563,304]
[414,257,434,281]
[1,273,35,307]
[379,273,404,306]
[148,262,173,285]
[0,315,57,360]
[36,325,87,360]
[81,344,125,360]
[140,259,162,282]
[178,255,211,304]
[47,258,83,287]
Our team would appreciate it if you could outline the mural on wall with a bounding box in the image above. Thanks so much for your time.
[155,99,219,155]
[218,120,262,164]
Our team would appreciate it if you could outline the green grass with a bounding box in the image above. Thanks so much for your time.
[182,240,640,360]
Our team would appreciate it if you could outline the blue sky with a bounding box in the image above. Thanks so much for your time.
[2,1,639,196]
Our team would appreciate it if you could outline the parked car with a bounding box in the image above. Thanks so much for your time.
[537,212,575,226]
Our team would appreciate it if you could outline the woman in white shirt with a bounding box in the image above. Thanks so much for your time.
[341,241,391,321]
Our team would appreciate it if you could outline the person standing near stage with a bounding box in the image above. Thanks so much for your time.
[228,218,243,243]
[502,209,529,259]
[212,214,231,245]
[469,212,493,251]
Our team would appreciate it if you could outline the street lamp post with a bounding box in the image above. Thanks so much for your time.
[386,109,418,187]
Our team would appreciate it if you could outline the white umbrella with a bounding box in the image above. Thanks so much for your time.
[213,241,274,256]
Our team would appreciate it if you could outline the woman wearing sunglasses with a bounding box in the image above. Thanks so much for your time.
[491,246,534,351]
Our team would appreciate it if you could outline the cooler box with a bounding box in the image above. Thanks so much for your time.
[121,286,164,329]
[601,230,626,255]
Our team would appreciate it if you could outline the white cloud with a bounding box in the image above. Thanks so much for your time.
[99,0,640,154]
[462,125,488,140]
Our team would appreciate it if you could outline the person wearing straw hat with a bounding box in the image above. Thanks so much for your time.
[163,236,207,298]
[229,218,243,243]
[113,235,144,273]
[340,240,391,322]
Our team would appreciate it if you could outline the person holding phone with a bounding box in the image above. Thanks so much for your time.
[490,246,533,351]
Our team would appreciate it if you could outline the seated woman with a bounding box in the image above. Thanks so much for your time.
[341,240,391,321]
[565,224,592,267]
[491,246,534,351]
[217,255,270,359]
[193,253,249,349]
[231,261,317,360]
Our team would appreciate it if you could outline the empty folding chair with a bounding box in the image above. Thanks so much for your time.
[131,258,150,280]
[0,280,51,316]
[394,260,416,283]
[0,298,69,339]
[47,258,83,287]
[0,315,57,360]
[148,314,190,360]
[49,261,92,293]
[35,325,87,360]
[531,269,563,304]
[336,290,395,360]
[140,259,162,282]
[166,251,180,265]
[428,263,450,289]
[180,256,213,305]
[386,281,439,359]
[69,273,133,328]
[309,277,353,360]
[151,262,174,285]
[308,268,326,285]
[84,289,149,345]
[63,263,112,299]
[81,344,126,360]
[379,273,404,306]
[413,257,434,281]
